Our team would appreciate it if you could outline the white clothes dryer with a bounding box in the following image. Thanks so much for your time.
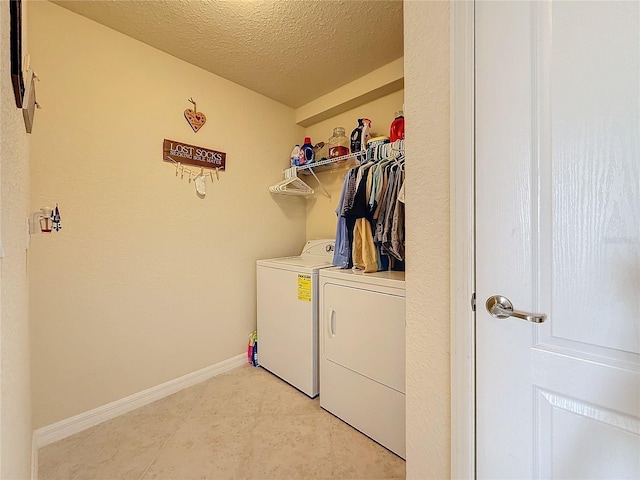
[319,267,406,458]
[256,239,335,398]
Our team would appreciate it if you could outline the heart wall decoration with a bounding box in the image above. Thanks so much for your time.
[184,97,206,133]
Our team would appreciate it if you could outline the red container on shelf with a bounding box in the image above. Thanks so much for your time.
[328,127,350,159]
[389,111,405,142]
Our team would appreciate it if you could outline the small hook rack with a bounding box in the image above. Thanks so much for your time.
[30,204,61,234]
[165,157,220,197]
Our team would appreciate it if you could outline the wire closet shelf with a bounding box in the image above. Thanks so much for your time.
[269,139,405,198]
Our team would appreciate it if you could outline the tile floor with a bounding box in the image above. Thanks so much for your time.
[38,364,405,480]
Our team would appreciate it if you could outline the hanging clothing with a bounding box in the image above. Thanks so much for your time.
[388,173,405,261]
[352,219,378,272]
[340,168,359,217]
[332,175,351,268]
[343,164,374,270]
[333,144,405,273]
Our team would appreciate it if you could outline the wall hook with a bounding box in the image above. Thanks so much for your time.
[30,206,61,234]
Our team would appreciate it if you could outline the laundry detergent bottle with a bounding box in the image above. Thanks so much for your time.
[290,144,301,166]
[350,118,372,154]
[389,111,405,142]
[299,137,315,166]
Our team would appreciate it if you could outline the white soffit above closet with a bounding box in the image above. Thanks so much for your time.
[51,0,404,109]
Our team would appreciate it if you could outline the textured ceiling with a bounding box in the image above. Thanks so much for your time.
[52,0,404,108]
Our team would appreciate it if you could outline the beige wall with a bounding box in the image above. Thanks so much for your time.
[303,90,404,240]
[0,1,33,477]
[404,1,451,478]
[28,1,305,428]
[26,4,453,477]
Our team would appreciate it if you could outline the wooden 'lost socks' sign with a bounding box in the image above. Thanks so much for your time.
[163,139,226,170]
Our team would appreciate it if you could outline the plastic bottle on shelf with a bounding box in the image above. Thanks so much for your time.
[389,111,405,142]
[350,118,372,154]
[362,119,371,148]
[299,137,315,166]
[328,127,350,160]
[290,144,301,166]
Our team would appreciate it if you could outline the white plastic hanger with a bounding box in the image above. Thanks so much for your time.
[269,167,314,196]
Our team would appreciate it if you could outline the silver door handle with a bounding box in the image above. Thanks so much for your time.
[485,295,547,324]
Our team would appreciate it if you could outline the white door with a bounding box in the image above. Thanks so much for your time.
[476,1,640,478]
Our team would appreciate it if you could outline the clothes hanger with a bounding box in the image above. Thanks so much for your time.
[269,167,314,196]
[269,178,314,196]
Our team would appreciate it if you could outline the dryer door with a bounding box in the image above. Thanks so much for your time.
[322,282,405,393]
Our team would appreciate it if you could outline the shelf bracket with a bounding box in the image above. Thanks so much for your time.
[306,167,331,199]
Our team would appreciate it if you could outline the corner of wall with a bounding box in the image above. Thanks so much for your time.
[0,0,33,477]
[404,1,451,479]
[31,433,38,480]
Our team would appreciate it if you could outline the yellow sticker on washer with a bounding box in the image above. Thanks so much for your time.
[297,274,312,302]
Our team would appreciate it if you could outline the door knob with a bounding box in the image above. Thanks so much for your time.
[485,295,547,324]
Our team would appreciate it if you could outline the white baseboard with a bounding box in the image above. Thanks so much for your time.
[33,353,247,449]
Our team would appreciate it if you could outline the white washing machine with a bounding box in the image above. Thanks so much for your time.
[256,239,335,398]
[319,267,406,458]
